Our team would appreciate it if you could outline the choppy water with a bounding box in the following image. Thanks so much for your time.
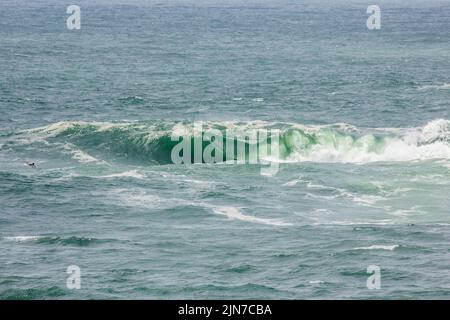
[1,0,450,299]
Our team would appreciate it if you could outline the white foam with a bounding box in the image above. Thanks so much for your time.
[353,244,399,251]
[26,121,121,135]
[29,121,79,136]
[71,149,99,163]
[282,175,304,187]
[98,170,145,180]
[285,119,450,164]
[309,280,325,284]
[252,98,264,102]
[4,236,42,242]
[417,83,450,91]
[282,179,300,187]
[313,220,395,226]
[348,194,385,206]
[63,143,102,164]
[111,189,193,210]
[116,191,165,207]
[303,180,385,206]
[211,206,292,227]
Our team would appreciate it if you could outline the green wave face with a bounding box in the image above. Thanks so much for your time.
[278,128,387,161]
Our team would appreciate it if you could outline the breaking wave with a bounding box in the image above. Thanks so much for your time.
[5,119,450,165]
[3,236,105,246]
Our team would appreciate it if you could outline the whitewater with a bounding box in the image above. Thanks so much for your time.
[4,118,449,165]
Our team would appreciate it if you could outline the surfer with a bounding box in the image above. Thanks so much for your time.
[26,162,36,168]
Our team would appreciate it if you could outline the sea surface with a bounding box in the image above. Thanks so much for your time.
[1,0,450,299]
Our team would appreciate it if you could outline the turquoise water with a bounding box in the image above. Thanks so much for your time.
[1,0,450,299]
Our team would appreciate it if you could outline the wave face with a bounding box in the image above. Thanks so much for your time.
[4,119,450,165]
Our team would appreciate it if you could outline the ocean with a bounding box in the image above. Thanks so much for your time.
[0,0,450,299]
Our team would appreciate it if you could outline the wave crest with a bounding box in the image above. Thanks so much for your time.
[10,119,450,165]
